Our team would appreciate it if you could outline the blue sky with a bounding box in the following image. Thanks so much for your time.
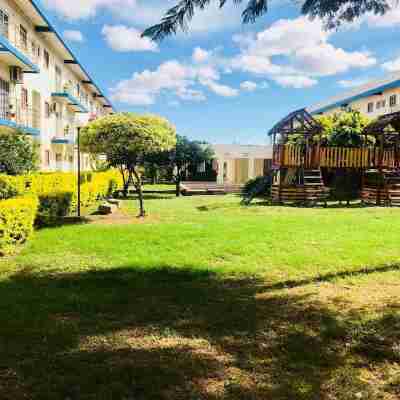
[38,0,400,144]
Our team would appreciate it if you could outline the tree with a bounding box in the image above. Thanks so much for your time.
[287,110,373,147]
[81,113,176,217]
[142,0,389,41]
[318,110,373,147]
[145,135,215,196]
[0,127,38,175]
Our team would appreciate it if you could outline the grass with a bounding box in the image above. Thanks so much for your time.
[1,195,400,399]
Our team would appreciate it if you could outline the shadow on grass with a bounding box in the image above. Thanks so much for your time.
[264,263,400,291]
[0,265,399,399]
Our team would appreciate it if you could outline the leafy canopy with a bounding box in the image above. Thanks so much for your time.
[0,127,38,175]
[81,113,177,169]
[142,0,389,41]
[317,110,372,147]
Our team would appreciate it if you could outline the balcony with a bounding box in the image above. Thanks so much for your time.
[51,117,75,145]
[51,86,89,113]
[0,22,39,73]
[0,97,40,136]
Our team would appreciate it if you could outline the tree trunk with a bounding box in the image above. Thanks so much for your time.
[120,167,128,198]
[176,178,181,197]
[133,168,146,218]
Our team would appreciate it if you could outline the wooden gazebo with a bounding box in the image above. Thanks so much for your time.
[269,108,400,206]
[269,109,329,205]
[361,111,400,206]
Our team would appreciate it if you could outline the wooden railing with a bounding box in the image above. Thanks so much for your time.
[273,145,399,169]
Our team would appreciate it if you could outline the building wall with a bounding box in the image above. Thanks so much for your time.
[312,84,400,119]
[0,0,112,172]
[211,144,272,184]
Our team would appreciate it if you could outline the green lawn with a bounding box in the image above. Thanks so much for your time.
[1,195,400,399]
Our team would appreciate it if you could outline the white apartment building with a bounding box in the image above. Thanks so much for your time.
[0,0,113,172]
[308,72,400,119]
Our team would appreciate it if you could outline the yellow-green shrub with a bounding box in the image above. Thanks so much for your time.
[0,196,38,255]
[0,170,122,226]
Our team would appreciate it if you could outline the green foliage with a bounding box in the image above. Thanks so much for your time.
[142,0,388,41]
[144,135,215,196]
[288,111,374,147]
[0,195,38,255]
[0,171,122,227]
[81,113,176,216]
[317,111,373,147]
[241,175,273,205]
[0,127,38,175]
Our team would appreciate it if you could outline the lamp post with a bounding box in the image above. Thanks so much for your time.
[77,126,81,217]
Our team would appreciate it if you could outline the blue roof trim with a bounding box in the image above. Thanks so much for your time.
[0,118,40,136]
[51,92,89,113]
[51,137,74,145]
[30,0,114,111]
[0,35,39,73]
[310,79,400,115]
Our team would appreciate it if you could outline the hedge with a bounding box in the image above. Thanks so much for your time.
[0,170,122,226]
[0,196,38,255]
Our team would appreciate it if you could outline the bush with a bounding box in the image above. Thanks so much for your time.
[0,170,122,226]
[0,196,38,255]
[241,175,273,205]
[0,127,38,175]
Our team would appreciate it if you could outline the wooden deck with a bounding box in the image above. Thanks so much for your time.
[180,181,243,196]
[273,145,398,169]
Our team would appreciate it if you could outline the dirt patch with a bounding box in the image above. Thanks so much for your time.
[86,209,160,225]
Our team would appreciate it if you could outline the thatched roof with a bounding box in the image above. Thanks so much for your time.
[268,108,322,137]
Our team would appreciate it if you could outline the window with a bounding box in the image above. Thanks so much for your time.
[21,88,28,110]
[0,9,9,38]
[367,102,373,113]
[390,95,397,107]
[55,66,62,91]
[44,49,50,69]
[45,102,50,118]
[382,99,386,108]
[376,101,380,110]
[56,153,62,162]
[19,25,27,50]
[44,150,50,166]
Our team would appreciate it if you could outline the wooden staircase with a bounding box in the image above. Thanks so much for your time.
[272,168,329,205]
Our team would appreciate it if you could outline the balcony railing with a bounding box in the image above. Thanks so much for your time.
[0,21,39,72]
[0,95,40,136]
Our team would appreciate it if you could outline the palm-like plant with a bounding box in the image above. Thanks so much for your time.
[142,0,389,41]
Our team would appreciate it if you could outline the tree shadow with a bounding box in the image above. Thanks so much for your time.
[0,265,399,399]
[263,263,400,291]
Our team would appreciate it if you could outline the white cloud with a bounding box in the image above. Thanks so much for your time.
[231,16,376,88]
[43,0,241,35]
[42,0,136,19]
[273,75,317,88]
[338,77,372,88]
[382,57,400,72]
[110,59,237,105]
[63,30,84,42]
[240,81,258,91]
[201,79,238,97]
[365,4,400,27]
[192,47,211,63]
[102,25,158,52]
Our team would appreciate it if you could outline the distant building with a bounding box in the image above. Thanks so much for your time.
[308,72,400,118]
[211,144,272,184]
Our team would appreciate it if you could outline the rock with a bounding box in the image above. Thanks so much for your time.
[98,203,117,215]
